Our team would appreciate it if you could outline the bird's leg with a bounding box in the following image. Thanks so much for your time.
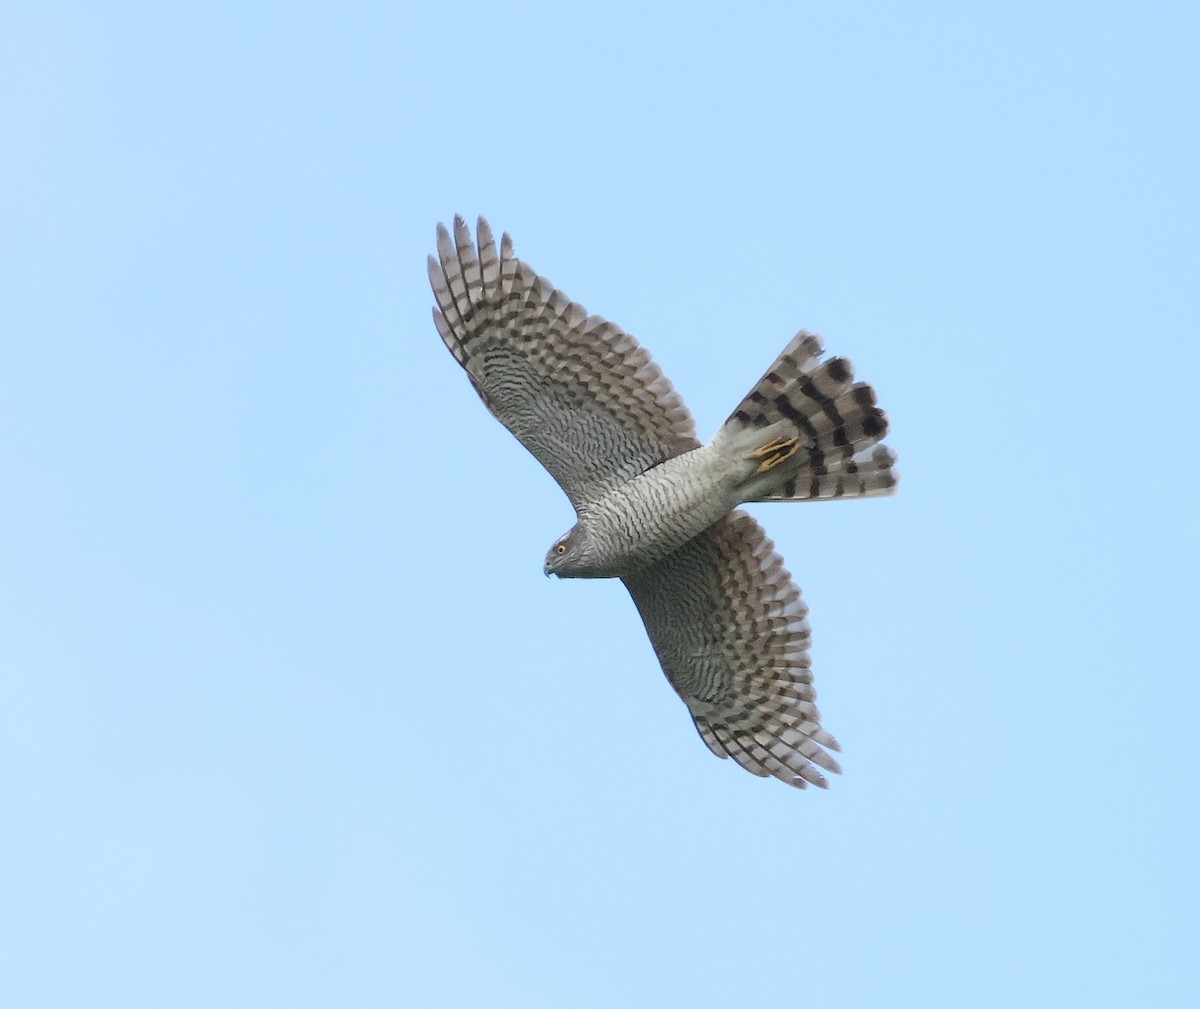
[749,435,802,474]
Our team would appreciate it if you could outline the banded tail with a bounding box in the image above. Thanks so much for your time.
[714,330,897,502]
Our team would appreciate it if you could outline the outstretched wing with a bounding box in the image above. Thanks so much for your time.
[622,510,841,789]
[429,216,700,511]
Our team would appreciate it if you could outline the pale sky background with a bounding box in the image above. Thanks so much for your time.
[3,2,1198,1007]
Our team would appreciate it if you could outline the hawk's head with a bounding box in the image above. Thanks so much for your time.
[544,523,607,579]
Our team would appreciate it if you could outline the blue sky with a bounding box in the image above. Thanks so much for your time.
[3,2,1198,1006]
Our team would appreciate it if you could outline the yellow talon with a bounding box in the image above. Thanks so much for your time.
[749,436,794,458]
[752,436,802,473]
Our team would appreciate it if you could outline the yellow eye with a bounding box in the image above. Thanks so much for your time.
[556,543,567,555]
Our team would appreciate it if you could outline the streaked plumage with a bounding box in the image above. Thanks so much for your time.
[428,216,897,789]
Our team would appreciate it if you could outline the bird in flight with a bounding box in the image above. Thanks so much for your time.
[428,216,896,788]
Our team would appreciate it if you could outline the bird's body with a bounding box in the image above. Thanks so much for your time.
[552,445,740,578]
[428,216,897,789]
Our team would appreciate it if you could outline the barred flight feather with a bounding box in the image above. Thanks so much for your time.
[623,511,841,790]
[428,216,699,510]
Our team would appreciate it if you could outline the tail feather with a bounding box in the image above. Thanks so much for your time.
[715,330,896,502]
[752,444,898,502]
